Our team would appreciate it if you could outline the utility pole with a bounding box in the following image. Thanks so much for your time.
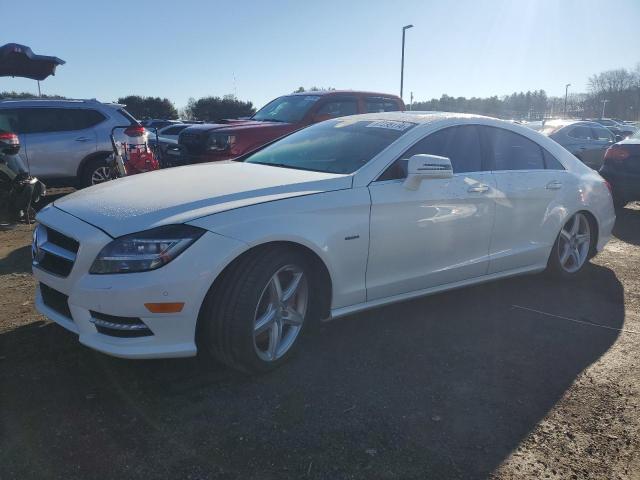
[601,99,609,118]
[564,83,570,118]
[400,24,413,100]
[37,80,41,97]
[410,91,414,111]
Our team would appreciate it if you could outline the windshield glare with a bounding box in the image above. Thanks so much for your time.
[252,95,321,123]
[245,119,415,174]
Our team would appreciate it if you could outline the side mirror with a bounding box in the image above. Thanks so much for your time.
[403,154,453,190]
[0,132,20,156]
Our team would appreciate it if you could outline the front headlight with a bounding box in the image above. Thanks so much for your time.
[207,133,236,151]
[90,225,205,274]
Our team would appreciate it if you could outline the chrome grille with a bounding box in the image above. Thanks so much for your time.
[32,224,79,277]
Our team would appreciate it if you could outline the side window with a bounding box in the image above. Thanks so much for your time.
[567,126,593,140]
[542,149,565,170]
[591,126,614,142]
[483,127,545,171]
[20,108,104,133]
[75,109,106,129]
[365,97,401,113]
[315,99,358,118]
[378,125,483,181]
[162,126,182,135]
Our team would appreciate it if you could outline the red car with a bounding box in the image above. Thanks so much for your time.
[169,91,404,164]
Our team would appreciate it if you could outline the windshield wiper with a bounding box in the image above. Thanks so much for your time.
[251,117,285,123]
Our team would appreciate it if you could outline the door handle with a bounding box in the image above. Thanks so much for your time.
[546,180,563,190]
[75,136,91,142]
[467,184,489,193]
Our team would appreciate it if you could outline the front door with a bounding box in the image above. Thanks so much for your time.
[366,125,496,300]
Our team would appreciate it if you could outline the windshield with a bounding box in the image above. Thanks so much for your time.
[245,118,415,174]
[252,95,321,123]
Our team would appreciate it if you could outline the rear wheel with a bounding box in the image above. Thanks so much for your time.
[547,212,593,278]
[198,247,315,374]
[81,156,111,187]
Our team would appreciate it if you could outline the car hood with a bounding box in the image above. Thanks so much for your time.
[181,119,293,134]
[52,162,351,237]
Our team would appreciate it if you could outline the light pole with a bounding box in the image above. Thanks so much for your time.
[564,83,570,118]
[601,99,609,118]
[400,24,414,100]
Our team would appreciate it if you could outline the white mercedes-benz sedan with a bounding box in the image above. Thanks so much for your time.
[32,112,616,373]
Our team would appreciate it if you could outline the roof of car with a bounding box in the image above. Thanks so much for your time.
[542,119,600,129]
[0,98,122,109]
[288,90,401,99]
[336,110,492,124]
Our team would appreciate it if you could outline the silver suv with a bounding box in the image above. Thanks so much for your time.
[0,99,143,186]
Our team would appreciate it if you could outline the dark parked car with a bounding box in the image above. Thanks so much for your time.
[600,129,640,208]
[591,118,637,140]
[541,119,615,169]
[168,90,405,165]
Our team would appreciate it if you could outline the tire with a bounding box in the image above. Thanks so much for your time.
[612,193,628,210]
[81,155,112,187]
[198,246,317,374]
[547,212,594,279]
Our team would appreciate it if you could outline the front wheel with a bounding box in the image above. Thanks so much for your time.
[547,212,593,278]
[198,247,314,374]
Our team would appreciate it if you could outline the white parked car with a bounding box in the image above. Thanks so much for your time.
[32,112,616,373]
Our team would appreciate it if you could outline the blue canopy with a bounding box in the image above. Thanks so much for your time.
[0,43,65,81]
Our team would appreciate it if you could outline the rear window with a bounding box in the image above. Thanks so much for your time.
[246,119,415,174]
[0,109,21,132]
[117,108,139,125]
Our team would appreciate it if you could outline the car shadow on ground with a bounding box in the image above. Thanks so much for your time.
[0,233,630,479]
[612,202,640,246]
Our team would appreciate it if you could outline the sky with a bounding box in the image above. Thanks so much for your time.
[3,0,639,111]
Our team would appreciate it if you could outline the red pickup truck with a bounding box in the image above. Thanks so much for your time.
[170,90,405,164]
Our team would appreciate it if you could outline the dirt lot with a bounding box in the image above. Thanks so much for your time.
[1,205,639,480]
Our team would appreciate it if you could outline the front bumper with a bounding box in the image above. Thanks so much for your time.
[33,205,246,359]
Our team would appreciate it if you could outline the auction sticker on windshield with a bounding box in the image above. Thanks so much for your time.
[366,120,414,131]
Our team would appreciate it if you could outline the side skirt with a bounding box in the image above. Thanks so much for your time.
[328,264,546,321]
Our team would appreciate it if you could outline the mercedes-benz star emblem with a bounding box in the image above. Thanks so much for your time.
[32,224,47,265]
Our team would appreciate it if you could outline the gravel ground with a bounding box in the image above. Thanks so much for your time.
[1,204,639,479]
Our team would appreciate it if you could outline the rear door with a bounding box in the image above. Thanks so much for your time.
[20,108,101,178]
[480,126,567,273]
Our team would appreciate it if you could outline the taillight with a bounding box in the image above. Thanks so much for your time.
[0,132,19,145]
[604,145,630,165]
[123,125,146,137]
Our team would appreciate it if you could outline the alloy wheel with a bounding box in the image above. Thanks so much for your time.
[558,213,591,273]
[253,264,308,362]
[91,166,111,185]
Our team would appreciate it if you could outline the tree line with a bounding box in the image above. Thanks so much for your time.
[412,63,640,121]
[2,63,638,121]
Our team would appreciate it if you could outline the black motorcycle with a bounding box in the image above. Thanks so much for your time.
[0,131,46,226]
